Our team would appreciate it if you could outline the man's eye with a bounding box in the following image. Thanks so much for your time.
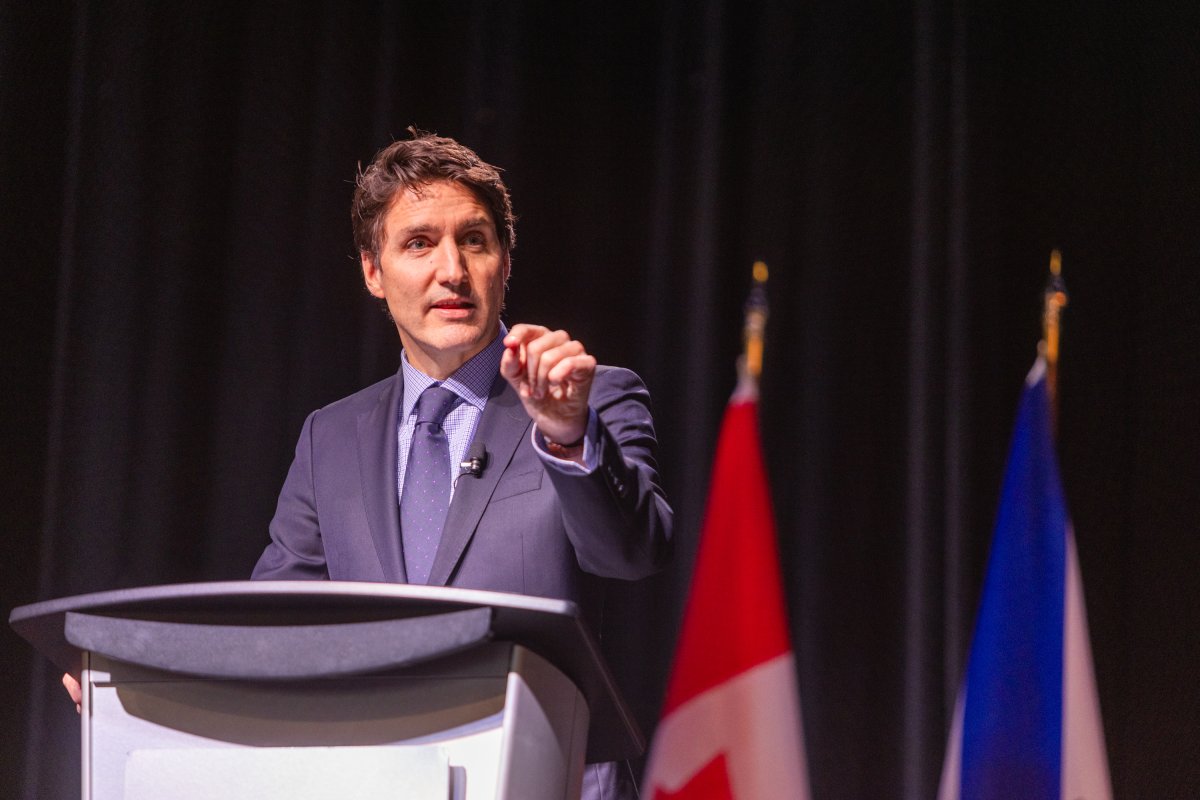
[463,232,485,247]
[405,239,429,251]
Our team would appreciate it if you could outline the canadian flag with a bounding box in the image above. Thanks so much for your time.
[643,385,811,799]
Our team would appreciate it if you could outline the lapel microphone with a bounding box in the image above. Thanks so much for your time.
[458,441,489,479]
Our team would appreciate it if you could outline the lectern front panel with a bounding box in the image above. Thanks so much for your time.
[84,641,585,800]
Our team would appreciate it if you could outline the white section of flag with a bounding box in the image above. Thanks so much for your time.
[643,653,809,799]
[1061,528,1112,800]
[937,694,965,800]
[937,527,1113,800]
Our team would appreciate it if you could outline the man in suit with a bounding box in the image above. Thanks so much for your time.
[64,131,671,796]
[252,131,674,798]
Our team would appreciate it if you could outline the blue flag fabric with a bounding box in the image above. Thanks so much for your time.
[961,361,1065,798]
[938,358,1112,800]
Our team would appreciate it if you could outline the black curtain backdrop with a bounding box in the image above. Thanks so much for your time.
[3,2,1197,798]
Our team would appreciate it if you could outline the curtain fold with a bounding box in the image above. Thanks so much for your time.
[3,2,1197,798]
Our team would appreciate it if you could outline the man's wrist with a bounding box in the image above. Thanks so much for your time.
[534,410,598,468]
[541,431,586,458]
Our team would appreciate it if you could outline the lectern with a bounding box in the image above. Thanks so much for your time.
[10,581,644,800]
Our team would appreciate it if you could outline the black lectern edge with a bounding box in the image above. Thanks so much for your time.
[9,580,645,762]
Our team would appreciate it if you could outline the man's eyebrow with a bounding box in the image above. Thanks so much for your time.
[459,216,494,231]
[395,218,493,238]
[396,223,437,238]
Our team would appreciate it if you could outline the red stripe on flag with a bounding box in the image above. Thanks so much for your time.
[662,399,791,714]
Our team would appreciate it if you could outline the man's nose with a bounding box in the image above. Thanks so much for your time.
[434,239,467,284]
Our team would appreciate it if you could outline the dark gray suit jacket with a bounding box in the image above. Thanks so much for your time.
[253,364,672,597]
[252,364,673,798]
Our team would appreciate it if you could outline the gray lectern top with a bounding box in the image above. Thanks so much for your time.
[9,581,645,763]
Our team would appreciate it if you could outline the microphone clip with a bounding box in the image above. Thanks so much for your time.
[458,445,489,480]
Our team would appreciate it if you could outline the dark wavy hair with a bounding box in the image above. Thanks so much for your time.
[351,128,516,258]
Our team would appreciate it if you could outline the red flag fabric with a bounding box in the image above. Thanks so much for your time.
[643,396,810,799]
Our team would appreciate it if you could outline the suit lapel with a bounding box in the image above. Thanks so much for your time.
[357,369,408,583]
[427,375,531,586]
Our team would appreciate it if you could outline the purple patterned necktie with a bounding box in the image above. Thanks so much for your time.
[400,385,461,584]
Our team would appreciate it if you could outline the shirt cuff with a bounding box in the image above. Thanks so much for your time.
[533,409,600,474]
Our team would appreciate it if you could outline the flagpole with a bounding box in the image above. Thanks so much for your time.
[938,249,1113,800]
[1040,249,1068,427]
[644,256,810,800]
[742,261,770,386]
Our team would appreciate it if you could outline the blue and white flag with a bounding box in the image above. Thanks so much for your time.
[938,357,1112,800]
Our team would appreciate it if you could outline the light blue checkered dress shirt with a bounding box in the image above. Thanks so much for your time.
[397,323,601,509]
[397,329,507,503]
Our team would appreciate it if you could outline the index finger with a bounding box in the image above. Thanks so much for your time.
[503,323,550,348]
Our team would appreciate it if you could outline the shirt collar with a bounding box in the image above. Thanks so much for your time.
[400,324,507,419]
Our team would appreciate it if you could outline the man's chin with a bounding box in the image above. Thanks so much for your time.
[437,318,495,344]
[401,327,496,373]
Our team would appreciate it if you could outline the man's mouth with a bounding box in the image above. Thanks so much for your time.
[430,298,475,313]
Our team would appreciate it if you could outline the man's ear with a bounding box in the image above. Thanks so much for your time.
[361,251,385,298]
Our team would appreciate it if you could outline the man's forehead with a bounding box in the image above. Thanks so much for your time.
[391,179,485,208]
[385,180,495,226]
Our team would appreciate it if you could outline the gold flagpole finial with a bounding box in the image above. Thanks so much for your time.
[743,261,770,382]
[1040,248,1068,423]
